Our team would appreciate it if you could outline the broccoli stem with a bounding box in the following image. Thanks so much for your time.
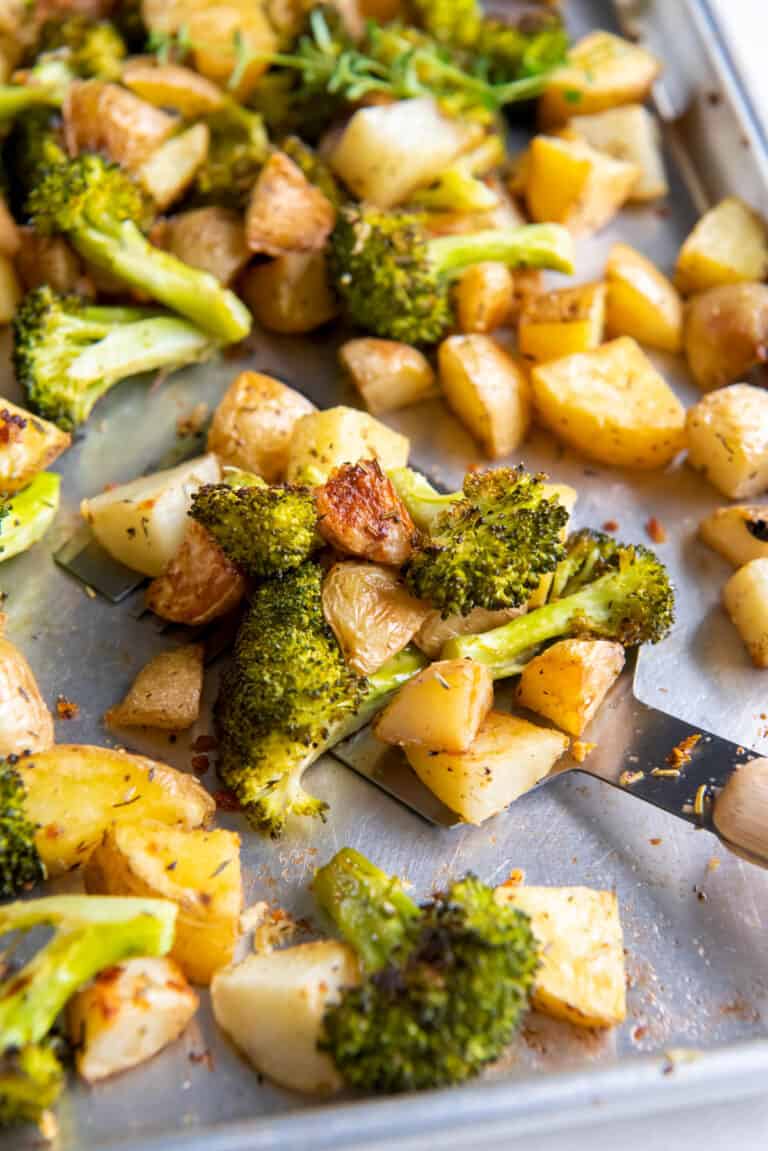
[0,86,60,119]
[313,848,420,972]
[317,646,428,755]
[69,219,252,343]
[0,473,60,564]
[68,316,217,397]
[428,223,574,278]
[0,1044,63,1128]
[387,468,460,531]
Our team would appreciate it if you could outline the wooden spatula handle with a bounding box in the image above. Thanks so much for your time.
[713,758,768,867]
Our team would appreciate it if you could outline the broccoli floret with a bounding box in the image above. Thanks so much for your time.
[279,134,344,209]
[0,894,177,1128]
[0,472,60,563]
[189,482,320,579]
[0,83,61,121]
[0,760,45,897]
[37,17,127,80]
[315,848,539,1092]
[387,467,460,531]
[216,564,425,835]
[403,467,568,618]
[13,286,218,429]
[195,102,270,210]
[27,154,252,343]
[330,205,573,343]
[444,530,675,675]
[410,134,504,214]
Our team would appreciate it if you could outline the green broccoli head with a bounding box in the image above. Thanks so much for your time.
[411,0,482,47]
[190,482,319,579]
[405,467,569,618]
[0,1042,64,1129]
[216,562,366,836]
[28,152,147,239]
[37,17,127,80]
[0,760,45,899]
[316,849,539,1092]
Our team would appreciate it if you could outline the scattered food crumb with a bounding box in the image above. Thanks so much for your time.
[55,694,80,720]
[212,789,241,812]
[192,734,217,752]
[707,856,721,872]
[253,906,302,954]
[39,1111,58,1141]
[649,837,662,846]
[499,868,525,888]
[620,769,645,787]
[602,520,619,532]
[651,766,681,779]
[177,403,209,438]
[645,516,667,544]
[191,754,209,775]
[666,733,701,768]
[693,885,707,902]
[84,585,97,599]
[188,1049,214,1070]
[572,740,596,763]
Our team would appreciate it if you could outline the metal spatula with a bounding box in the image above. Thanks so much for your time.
[330,654,768,868]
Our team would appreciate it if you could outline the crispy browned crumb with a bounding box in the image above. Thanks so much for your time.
[572,740,596,763]
[645,516,667,544]
[55,694,80,720]
[666,733,701,767]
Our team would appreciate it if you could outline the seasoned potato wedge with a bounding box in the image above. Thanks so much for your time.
[438,334,531,458]
[0,398,70,494]
[186,5,277,99]
[722,558,768,667]
[0,254,20,323]
[0,635,54,756]
[68,957,198,1083]
[683,283,768,391]
[138,123,209,211]
[414,606,523,660]
[322,563,429,676]
[146,520,246,626]
[526,135,638,236]
[240,252,338,334]
[245,151,335,257]
[85,823,242,984]
[518,282,605,362]
[0,196,18,256]
[539,31,661,127]
[286,406,409,484]
[675,198,768,295]
[686,384,768,499]
[339,339,437,415]
[15,229,82,295]
[212,941,359,1094]
[64,81,176,172]
[81,454,221,577]
[406,711,569,824]
[605,243,682,352]
[496,885,626,1028]
[455,263,514,334]
[531,337,686,470]
[374,659,493,753]
[567,105,668,201]
[18,745,214,875]
[207,371,315,481]
[517,639,625,736]
[105,645,204,731]
[700,506,768,569]
[330,97,475,208]
[159,207,250,286]
[121,60,225,117]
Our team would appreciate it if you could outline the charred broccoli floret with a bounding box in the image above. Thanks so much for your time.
[37,17,127,80]
[315,848,539,1093]
[444,530,675,675]
[27,154,252,342]
[13,286,218,429]
[0,472,60,563]
[330,205,573,343]
[189,482,320,579]
[216,563,425,835]
[0,760,45,897]
[195,103,270,210]
[403,467,568,618]
[0,894,177,1128]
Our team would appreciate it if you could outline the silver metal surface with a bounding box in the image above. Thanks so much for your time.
[4,0,768,1148]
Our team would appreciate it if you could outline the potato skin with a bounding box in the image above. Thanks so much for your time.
[339,339,437,415]
[683,283,768,392]
[322,562,429,676]
[686,384,768,499]
[207,370,316,482]
[105,644,204,731]
[158,207,250,286]
[146,520,245,626]
[518,282,605,362]
[239,252,338,335]
[64,80,176,172]
[245,151,335,257]
[0,636,54,756]
[455,263,514,334]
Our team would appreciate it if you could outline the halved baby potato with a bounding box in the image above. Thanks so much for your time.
[339,339,437,416]
[516,639,625,736]
[285,406,410,484]
[0,398,70,494]
[207,371,316,482]
[675,197,768,295]
[699,505,768,568]
[159,207,250,286]
[246,151,335,257]
[539,31,661,127]
[138,123,209,211]
[438,334,531,459]
[146,520,246,626]
[683,282,768,391]
[518,282,606,362]
[239,251,339,335]
[374,659,493,753]
[686,384,768,499]
[454,263,515,334]
[121,59,225,117]
[64,80,176,173]
[605,243,682,352]
[722,558,768,668]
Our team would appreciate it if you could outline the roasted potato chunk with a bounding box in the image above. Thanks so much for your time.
[683,283,768,392]
[64,80,176,172]
[85,822,242,984]
[414,605,523,660]
[539,31,661,127]
[240,251,338,334]
[68,957,198,1083]
[286,406,409,484]
[339,339,437,415]
[121,60,225,117]
[517,639,625,736]
[15,228,82,295]
[700,505,768,569]
[496,885,626,1028]
[518,282,606,362]
[245,151,335,257]
[605,242,682,352]
[146,520,246,626]
[438,334,531,459]
[0,635,54,756]
[526,135,638,236]
[686,384,768,499]
[722,558,768,667]
[322,562,430,675]
[455,263,514,334]
[157,206,250,287]
[207,370,315,481]
[105,645,204,731]
[374,659,493,753]
[18,745,215,875]
[0,255,20,323]
[138,123,209,211]
[567,105,668,201]
[186,4,277,100]
[0,195,18,257]
[0,398,70,493]
[316,459,417,566]
[531,337,686,470]
[406,711,569,824]
[675,198,768,295]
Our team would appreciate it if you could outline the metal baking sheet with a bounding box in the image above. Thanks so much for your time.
[5,1,768,1147]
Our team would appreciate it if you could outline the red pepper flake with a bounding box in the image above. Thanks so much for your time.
[645,516,667,544]
[189,1049,215,1070]
[191,754,210,775]
[649,837,662,846]
[55,695,80,720]
[602,519,619,532]
[192,734,218,752]
[213,789,241,811]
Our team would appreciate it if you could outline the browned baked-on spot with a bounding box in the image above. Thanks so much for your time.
[316,459,418,566]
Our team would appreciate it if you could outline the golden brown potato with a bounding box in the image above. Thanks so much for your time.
[138,123,209,211]
[322,562,430,675]
[104,645,204,731]
[722,559,768,668]
[699,505,768,569]
[683,283,768,392]
[539,31,661,128]
[0,635,54,756]
[525,135,638,235]
[186,5,277,100]
[239,252,338,334]
[159,207,250,287]
[567,105,667,202]
[605,242,682,352]
[15,228,83,295]
[121,59,225,116]
[518,282,606,362]
[286,406,409,484]
[0,255,20,323]
[0,195,18,257]
[0,398,70,494]
[207,370,316,481]
[516,639,625,736]
[414,606,522,660]
[438,334,531,459]
[245,151,335,257]
[146,519,246,626]
[686,384,768,499]
[315,459,417,566]
[508,269,544,322]
[64,80,176,172]
[374,659,493,752]
[675,198,768,295]
[339,339,437,415]
[85,822,242,985]
[455,263,514,334]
